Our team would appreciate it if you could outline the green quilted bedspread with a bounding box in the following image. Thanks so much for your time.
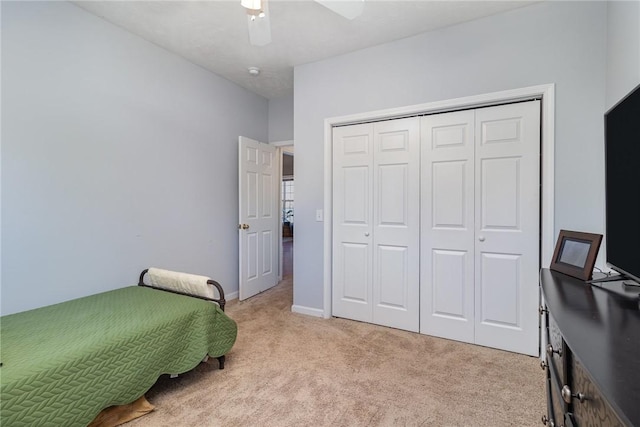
[0,286,237,426]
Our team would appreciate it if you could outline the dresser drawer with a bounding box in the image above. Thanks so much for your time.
[546,312,565,382]
[567,355,624,427]
[547,368,566,427]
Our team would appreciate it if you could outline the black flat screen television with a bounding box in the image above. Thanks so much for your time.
[605,83,640,284]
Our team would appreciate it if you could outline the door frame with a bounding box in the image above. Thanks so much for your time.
[271,140,294,281]
[323,84,556,321]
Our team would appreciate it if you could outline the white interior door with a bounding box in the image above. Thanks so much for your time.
[332,118,420,332]
[420,110,476,342]
[239,136,279,300]
[474,101,540,356]
[420,101,540,356]
[371,118,420,332]
[332,123,374,322]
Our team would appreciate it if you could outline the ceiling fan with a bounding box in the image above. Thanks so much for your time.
[241,0,365,47]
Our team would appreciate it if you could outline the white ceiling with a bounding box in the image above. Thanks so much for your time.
[73,0,536,100]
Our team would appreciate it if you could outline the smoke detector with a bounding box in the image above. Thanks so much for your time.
[248,67,260,76]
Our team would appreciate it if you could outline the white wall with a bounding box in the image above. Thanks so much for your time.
[268,94,294,142]
[293,1,608,311]
[606,0,640,109]
[1,1,268,315]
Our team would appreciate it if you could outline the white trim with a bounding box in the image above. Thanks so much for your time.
[226,291,239,301]
[277,146,284,282]
[323,119,333,319]
[291,304,325,318]
[540,85,556,268]
[271,139,294,147]
[323,84,556,319]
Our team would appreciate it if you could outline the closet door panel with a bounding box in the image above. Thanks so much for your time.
[474,101,540,356]
[433,161,467,228]
[377,245,408,308]
[372,118,420,332]
[480,158,521,229]
[432,249,468,318]
[332,124,374,322]
[342,166,369,224]
[420,110,475,342]
[377,164,409,226]
[478,252,521,326]
[341,242,370,302]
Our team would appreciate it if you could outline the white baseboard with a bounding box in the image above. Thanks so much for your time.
[226,291,238,301]
[291,304,324,318]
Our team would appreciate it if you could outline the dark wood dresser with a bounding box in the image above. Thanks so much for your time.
[540,268,640,427]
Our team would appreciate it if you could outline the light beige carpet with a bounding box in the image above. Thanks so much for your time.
[128,276,545,426]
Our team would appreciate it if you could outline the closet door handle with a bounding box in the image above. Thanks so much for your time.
[364,232,370,237]
[478,236,486,242]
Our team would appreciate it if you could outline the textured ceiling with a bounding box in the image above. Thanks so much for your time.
[73,1,536,100]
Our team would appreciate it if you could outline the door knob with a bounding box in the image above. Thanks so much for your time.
[478,236,485,242]
[238,224,250,230]
[364,232,370,237]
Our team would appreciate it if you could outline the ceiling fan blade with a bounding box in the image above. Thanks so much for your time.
[247,0,271,46]
[314,0,365,20]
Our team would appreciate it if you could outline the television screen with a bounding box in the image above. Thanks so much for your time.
[605,83,640,283]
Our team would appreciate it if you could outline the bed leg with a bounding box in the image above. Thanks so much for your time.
[217,355,225,370]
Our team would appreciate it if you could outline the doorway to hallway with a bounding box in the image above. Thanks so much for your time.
[281,148,294,279]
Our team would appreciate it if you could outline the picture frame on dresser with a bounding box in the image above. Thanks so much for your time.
[550,230,602,281]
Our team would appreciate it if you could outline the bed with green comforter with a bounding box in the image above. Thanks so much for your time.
[0,285,237,426]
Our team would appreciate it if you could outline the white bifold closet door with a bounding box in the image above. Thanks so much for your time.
[420,101,540,356]
[332,118,420,332]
